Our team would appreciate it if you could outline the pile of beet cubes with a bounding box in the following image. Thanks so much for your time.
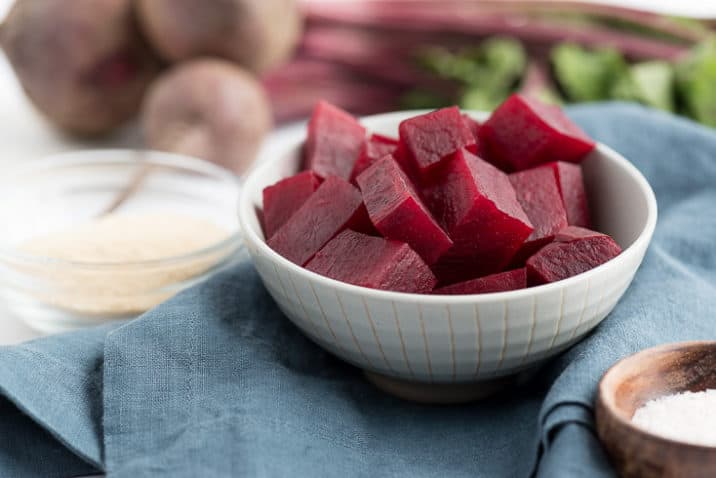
[262,94,622,295]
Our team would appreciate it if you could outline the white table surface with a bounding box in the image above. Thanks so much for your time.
[1,0,715,345]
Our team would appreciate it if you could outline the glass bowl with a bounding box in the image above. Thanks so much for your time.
[0,150,244,333]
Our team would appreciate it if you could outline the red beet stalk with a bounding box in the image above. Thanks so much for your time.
[302,0,708,44]
[302,1,689,61]
[518,60,553,99]
[263,59,403,122]
[300,27,458,89]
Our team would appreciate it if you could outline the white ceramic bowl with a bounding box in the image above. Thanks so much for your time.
[239,111,657,401]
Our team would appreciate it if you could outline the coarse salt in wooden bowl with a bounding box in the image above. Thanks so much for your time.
[596,341,716,478]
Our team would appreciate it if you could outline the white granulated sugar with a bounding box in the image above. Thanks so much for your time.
[15,212,230,315]
[21,212,228,263]
[631,389,716,447]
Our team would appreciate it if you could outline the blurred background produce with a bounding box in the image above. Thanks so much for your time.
[1,0,160,136]
[136,0,302,73]
[142,58,272,172]
[268,0,716,128]
[0,0,299,174]
[1,0,716,174]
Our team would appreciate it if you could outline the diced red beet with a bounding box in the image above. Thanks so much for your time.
[357,156,453,265]
[262,171,322,239]
[462,113,490,159]
[305,230,437,293]
[462,113,481,142]
[554,225,605,242]
[545,162,592,228]
[479,94,596,172]
[304,101,366,180]
[526,228,622,285]
[423,149,533,283]
[349,133,399,182]
[392,141,420,184]
[509,166,568,263]
[398,106,477,180]
[433,268,526,295]
[267,176,372,266]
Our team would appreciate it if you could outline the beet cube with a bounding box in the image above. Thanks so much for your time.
[350,133,399,182]
[554,225,604,242]
[357,156,453,265]
[479,94,595,172]
[398,106,476,180]
[526,228,622,285]
[546,162,592,228]
[304,101,366,179]
[392,141,420,185]
[433,268,526,295]
[424,149,533,282]
[306,230,437,293]
[462,114,481,142]
[262,171,322,239]
[461,113,489,159]
[509,166,568,262]
[267,176,371,266]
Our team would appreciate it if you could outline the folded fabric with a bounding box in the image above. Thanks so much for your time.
[1,103,715,478]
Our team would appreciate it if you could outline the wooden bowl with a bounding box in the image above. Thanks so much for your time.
[596,341,716,478]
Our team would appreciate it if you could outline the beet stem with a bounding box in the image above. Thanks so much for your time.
[301,1,690,60]
[300,0,708,43]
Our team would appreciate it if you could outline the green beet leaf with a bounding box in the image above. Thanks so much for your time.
[611,61,675,112]
[551,43,629,102]
[676,38,716,127]
[413,37,526,112]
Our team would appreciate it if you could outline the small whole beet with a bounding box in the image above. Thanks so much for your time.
[136,0,302,73]
[141,58,272,174]
[1,0,161,136]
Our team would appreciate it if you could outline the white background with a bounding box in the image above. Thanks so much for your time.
[1,0,715,345]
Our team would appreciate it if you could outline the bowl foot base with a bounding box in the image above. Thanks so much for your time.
[364,371,516,404]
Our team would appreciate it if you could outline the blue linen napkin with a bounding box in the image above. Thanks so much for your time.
[1,103,715,478]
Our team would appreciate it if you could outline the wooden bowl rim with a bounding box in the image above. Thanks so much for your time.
[597,340,716,452]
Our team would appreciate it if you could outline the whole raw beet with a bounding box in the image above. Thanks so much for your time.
[1,0,160,136]
[136,0,302,73]
[141,59,272,174]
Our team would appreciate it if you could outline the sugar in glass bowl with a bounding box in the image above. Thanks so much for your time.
[0,150,244,333]
[238,110,658,402]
